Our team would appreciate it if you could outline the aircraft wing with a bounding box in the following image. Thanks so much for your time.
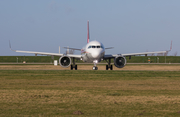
[9,45,82,58]
[111,41,172,57]
[104,51,168,59]
[11,49,81,58]
[11,49,82,58]
[117,51,167,57]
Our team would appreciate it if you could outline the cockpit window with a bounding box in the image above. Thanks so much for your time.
[88,46,92,49]
[92,46,96,48]
[88,45,103,49]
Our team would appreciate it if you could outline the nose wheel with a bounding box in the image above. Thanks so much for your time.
[93,66,98,70]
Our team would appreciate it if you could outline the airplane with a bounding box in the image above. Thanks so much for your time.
[10,21,171,70]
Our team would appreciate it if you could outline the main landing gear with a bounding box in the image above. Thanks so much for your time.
[71,65,77,70]
[106,58,113,70]
[70,58,77,70]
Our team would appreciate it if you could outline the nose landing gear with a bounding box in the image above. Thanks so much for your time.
[93,66,98,70]
[93,60,98,70]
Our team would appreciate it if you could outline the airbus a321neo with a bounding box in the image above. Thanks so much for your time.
[10,21,171,70]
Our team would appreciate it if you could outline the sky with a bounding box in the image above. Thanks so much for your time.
[0,0,180,56]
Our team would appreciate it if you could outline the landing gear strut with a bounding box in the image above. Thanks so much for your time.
[106,58,113,70]
[71,58,77,70]
[92,60,98,70]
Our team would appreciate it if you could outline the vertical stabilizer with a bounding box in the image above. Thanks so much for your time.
[87,20,89,43]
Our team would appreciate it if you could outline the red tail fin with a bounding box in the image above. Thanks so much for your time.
[87,20,89,43]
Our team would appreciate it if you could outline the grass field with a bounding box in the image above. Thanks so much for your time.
[1,64,180,71]
[1,66,180,116]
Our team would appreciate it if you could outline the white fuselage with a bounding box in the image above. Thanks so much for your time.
[81,41,105,63]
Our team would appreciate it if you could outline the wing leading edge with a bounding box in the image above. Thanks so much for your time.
[104,50,168,59]
[106,41,172,58]
[9,42,82,58]
[119,51,167,57]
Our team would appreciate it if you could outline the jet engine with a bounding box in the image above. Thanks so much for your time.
[59,56,71,67]
[114,56,126,68]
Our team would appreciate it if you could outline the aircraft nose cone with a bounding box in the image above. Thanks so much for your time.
[92,52,99,58]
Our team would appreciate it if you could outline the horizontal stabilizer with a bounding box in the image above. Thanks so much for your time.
[63,47,81,51]
[105,47,114,49]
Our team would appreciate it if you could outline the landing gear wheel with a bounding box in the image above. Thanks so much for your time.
[70,58,77,70]
[75,65,77,70]
[106,65,113,70]
[93,66,98,70]
[106,65,108,70]
[70,65,78,70]
[110,65,113,70]
[71,65,73,70]
[105,58,113,70]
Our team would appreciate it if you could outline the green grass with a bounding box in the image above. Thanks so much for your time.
[126,56,180,63]
[0,56,57,63]
[0,70,180,116]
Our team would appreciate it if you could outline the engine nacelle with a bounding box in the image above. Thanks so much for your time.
[59,56,71,68]
[114,56,126,68]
